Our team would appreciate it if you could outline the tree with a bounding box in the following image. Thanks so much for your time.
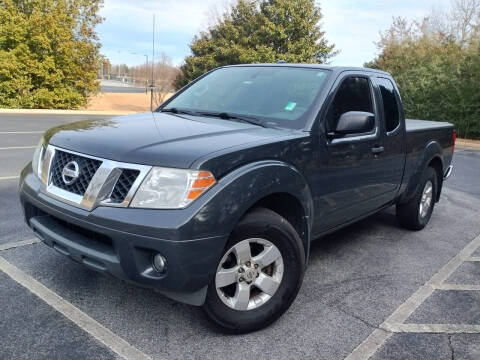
[366,1,480,139]
[98,55,111,79]
[107,53,179,105]
[175,0,336,89]
[0,0,103,109]
[152,53,181,106]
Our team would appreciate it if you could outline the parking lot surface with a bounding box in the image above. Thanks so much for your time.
[1,113,480,360]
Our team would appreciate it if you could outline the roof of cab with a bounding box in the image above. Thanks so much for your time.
[223,63,391,76]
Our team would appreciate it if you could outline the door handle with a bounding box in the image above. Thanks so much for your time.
[371,146,385,154]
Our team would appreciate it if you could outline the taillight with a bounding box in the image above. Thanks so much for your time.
[452,130,456,154]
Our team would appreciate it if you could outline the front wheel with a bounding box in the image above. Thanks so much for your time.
[397,167,438,230]
[203,207,305,333]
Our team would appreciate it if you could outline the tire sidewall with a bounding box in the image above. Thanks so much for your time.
[416,167,438,228]
[204,208,305,333]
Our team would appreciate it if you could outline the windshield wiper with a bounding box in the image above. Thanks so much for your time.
[161,108,268,128]
[160,107,198,116]
[197,111,268,128]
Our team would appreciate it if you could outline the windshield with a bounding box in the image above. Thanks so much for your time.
[162,66,330,129]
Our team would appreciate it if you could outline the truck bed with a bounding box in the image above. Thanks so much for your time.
[406,119,453,132]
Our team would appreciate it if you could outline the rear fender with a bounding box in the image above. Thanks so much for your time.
[399,141,444,204]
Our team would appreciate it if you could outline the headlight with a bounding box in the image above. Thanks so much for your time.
[32,139,46,178]
[130,167,216,209]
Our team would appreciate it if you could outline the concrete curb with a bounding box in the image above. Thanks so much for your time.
[457,138,480,150]
[0,109,142,116]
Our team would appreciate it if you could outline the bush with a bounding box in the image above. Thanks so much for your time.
[0,0,103,109]
[367,13,480,139]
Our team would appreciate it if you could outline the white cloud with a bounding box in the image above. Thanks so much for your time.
[97,0,218,65]
[100,0,217,34]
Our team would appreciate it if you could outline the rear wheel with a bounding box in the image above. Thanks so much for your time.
[203,207,305,333]
[396,167,438,230]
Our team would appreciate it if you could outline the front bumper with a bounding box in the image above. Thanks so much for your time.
[19,164,228,306]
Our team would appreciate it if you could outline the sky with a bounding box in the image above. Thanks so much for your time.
[97,0,451,67]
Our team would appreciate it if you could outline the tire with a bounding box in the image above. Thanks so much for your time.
[203,207,305,333]
[396,167,438,231]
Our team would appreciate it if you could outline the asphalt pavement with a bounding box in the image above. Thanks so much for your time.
[1,113,480,360]
[100,79,146,93]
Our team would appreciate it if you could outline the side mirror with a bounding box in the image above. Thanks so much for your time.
[334,111,375,135]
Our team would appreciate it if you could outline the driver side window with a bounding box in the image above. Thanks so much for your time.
[326,76,374,133]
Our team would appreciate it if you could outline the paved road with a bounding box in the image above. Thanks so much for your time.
[100,79,146,93]
[1,113,480,360]
[100,86,146,93]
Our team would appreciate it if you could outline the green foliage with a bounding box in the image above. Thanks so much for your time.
[366,17,480,139]
[0,0,103,109]
[175,0,336,89]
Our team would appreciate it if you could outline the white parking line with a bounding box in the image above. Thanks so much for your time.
[0,238,40,252]
[0,146,36,150]
[0,175,20,181]
[345,233,480,360]
[433,283,480,291]
[384,323,480,334]
[0,256,153,360]
[0,131,44,134]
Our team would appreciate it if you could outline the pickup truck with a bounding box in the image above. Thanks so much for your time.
[20,64,455,333]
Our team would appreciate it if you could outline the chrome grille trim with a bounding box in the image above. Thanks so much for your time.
[40,145,151,211]
[50,150,102,195]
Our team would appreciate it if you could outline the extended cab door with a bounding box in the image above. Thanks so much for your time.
[371,76,406,197]
[315,72,402,231]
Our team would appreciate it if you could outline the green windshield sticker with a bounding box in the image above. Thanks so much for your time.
[284,102,297,111]
[317,72,325,77]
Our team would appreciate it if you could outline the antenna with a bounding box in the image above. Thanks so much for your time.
[150,14,155,111]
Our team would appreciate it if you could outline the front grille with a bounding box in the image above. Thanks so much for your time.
[110,169,140,203]
[50,150,102,196]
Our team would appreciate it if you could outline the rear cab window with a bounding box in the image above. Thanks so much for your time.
[376,77,401,133]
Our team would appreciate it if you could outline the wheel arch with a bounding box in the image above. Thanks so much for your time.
[245,192,311,262]
[427,156,443,202]
[399,140,444,204]
[187,160,314,262]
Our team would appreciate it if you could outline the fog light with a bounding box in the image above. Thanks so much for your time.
[152,253,167,273]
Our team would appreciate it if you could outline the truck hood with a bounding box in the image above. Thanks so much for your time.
[46,112,290,168]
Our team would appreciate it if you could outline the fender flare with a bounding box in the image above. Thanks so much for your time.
[399,141,444,204]
[183,160,314,258]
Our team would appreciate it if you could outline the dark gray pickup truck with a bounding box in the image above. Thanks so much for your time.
[20,64,455,332]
